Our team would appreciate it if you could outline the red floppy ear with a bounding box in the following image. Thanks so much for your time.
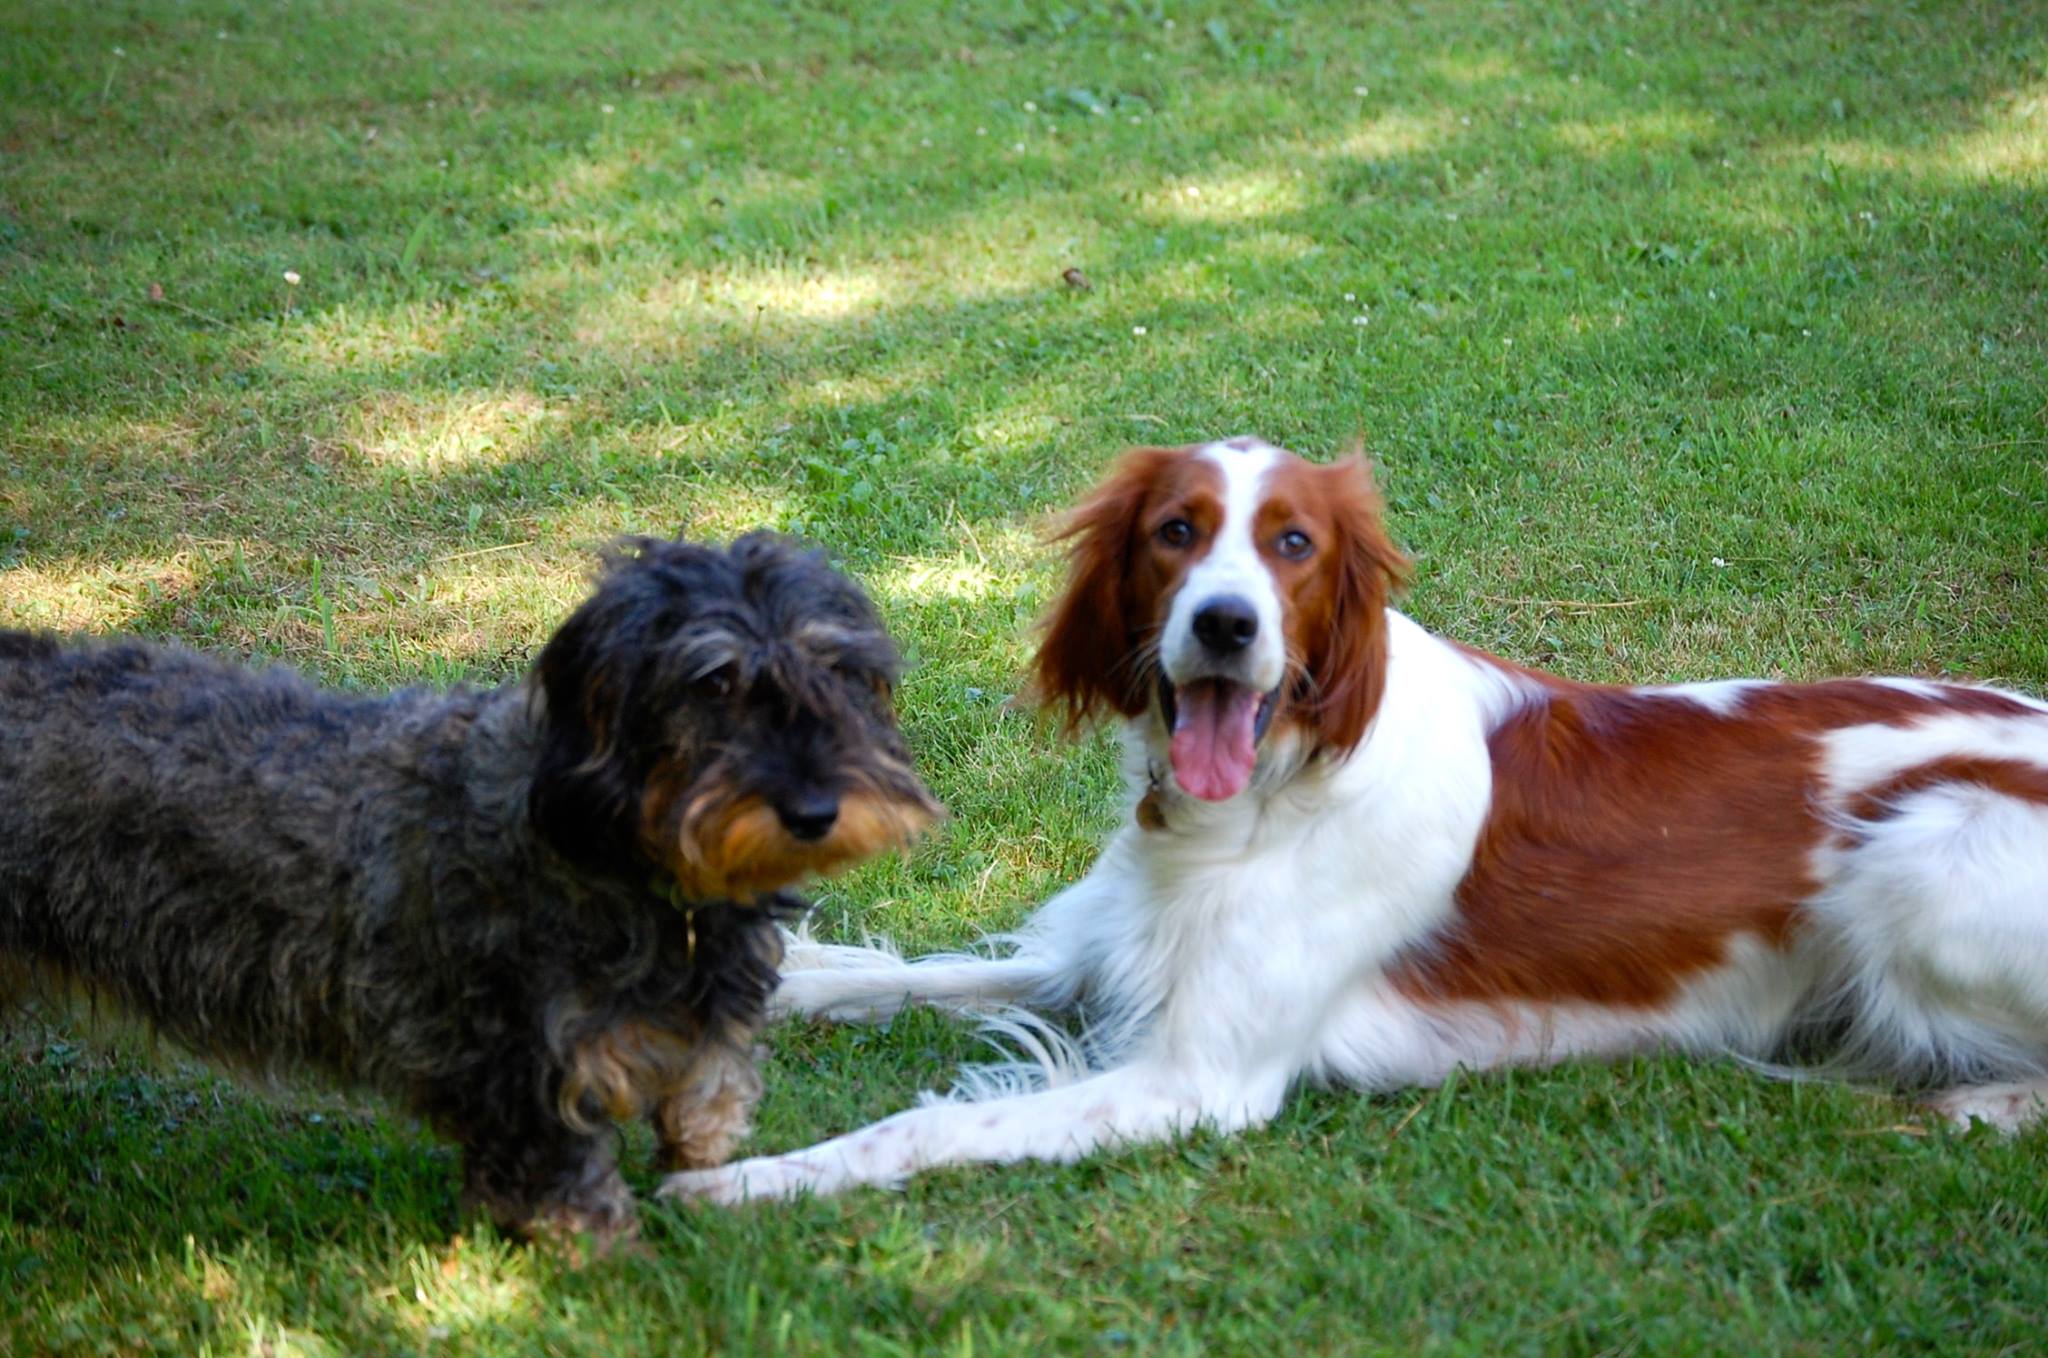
[1033,446,1184,731]
[1299,455,1410,753]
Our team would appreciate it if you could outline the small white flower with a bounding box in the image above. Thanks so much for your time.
[1163,17,1175,26]
[1184,185,1200,198]
[1343,292,1356,301]
[1711,557,1728,568]
[1503,337,1512,347]
[1445,211,1459,221]
[1023,100,1037,112]
[216,29,226,39]
[920,137,932,147]
[1569,73,1581,84]
[976,126,987,136]
[1351,315,1369,327]
[283,270,301,285]
[1802,328,1812,337]
[1353,85,1368,96]
[601,104,615,114]
[1132,325,1147,336]
[1708,289,1716,299]
[112,46,125,56]
[1460,115,1471,126]
[1013,142,1024,152]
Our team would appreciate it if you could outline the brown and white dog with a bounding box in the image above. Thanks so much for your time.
[660,436,2048,1204]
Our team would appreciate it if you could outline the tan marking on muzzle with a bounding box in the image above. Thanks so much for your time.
[659,783,939,900]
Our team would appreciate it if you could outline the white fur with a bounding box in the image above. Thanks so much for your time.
[1159,440,1288,693]
[1646,679,1771,716]
[660,472,2048,1206]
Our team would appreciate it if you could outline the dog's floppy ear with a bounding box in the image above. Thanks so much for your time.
[1033,446,1181,730]
[1300,455,1409,752]
[528,541,667,866]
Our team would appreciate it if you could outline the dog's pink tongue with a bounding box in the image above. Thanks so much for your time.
[1169,681,1261,802]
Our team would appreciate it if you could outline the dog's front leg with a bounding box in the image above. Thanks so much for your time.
[655,1062,1288,1204]
[652,1041,766,1171]
[771,860,1124,1022]
[771,951,1067,1023]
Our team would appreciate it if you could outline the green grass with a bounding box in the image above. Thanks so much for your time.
[4,0,2046,1351]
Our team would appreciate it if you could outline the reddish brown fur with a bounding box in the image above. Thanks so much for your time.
[1393,671,2037,1008]
[1846,754,2048,823]
[1035,446,1222,726]
[1256,454,1410,751]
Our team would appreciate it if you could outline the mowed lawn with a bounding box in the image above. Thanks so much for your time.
[4,0,2047,1352]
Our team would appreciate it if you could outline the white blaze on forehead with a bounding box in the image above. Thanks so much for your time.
[1158,438,1287,692]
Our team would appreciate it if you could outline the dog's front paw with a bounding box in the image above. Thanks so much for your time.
[656,1154,820,1206]
[768,968,876,1022]
[1926,1080,2048,1134]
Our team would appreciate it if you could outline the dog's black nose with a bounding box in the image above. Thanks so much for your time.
[777,793,840,842]
[1191,596,1259,655]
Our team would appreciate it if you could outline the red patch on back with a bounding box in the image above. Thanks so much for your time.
[1391,673,2026,1009]
[1846,754,2048,822]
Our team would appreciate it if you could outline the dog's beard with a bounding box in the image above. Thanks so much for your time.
[643,767,938,899]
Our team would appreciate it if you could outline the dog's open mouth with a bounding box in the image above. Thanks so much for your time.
[1159,676,1278,803]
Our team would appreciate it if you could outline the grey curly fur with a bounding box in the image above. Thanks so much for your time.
[0,532,936,1248]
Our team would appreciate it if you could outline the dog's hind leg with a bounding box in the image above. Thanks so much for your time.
[1810,762,2048,1126]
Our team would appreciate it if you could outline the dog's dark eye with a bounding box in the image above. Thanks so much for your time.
[1275,529,1314,561]
[1157,518,1196,549]
[693,664,738,700]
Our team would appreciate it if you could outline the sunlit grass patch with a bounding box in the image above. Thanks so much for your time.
[0,555,201,631]
[336,389,562,472]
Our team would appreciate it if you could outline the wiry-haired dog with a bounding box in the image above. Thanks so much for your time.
[0,532,937,1248]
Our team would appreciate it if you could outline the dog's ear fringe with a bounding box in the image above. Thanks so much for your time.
[1299,450,1409,753]
[528,578,646,867]
[1030,446,1184,731]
